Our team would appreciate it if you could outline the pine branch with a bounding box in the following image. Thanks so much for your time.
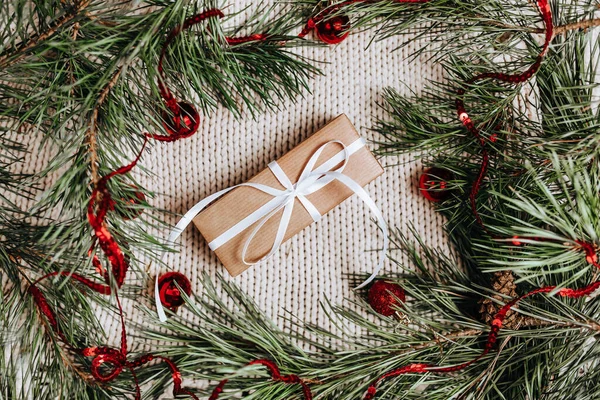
[543,17,600,35]
[2,1,600,399]
[0,0,91,69]
[85,64,126,185]
[474,156,600,286]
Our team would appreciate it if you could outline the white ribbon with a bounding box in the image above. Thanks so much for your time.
[156,138,387,321]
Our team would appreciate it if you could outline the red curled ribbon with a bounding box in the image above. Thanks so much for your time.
[148,8,224,142]
[29,271,112,343]
[455,0,553,233]
[80,346,199,400]
[149,9,272,143]
[156,8,225,113]
[87,137,147,288]
[209,359,313,400]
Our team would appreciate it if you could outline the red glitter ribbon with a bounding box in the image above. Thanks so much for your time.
[209,359,313,400]
[148,9,224,142]
[80,345,199,400]
[29,271,112,341]
[157,7,274,102]
[156,9,225,114]
[455,0,553,233]
[86,138,147,287]
[226,33,269,45]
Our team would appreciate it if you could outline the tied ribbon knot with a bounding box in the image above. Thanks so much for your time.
[155,138,388,321]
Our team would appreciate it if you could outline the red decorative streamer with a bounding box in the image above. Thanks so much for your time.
[30,139,148,327]
[363,248,600,399]
[576,240,599,265]
[226,33,269,45]
[156,8,225,113]
[29,138,198,399]
[150,9,273,143]
[209,359,313,400]
[28,284,67,342]
[87,138,147,287]
[80,345,199,400]
[149,9,225,142]
[455,0,553,232]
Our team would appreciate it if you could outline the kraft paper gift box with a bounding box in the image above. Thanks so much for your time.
[192,114,384,277]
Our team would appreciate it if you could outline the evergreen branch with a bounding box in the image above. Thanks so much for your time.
[469,14,600,36]
[2,1,600,399]
[546,17,600,35]
[0,0,90,69]
[476,156,600,286]
[85,64,126,185]
[146,236,600,399]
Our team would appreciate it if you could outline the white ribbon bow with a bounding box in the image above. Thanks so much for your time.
[155,138,388,321]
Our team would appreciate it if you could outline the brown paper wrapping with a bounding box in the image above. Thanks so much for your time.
[193,114,384,276]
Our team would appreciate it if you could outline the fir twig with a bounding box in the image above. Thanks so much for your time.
[0,0,91,68]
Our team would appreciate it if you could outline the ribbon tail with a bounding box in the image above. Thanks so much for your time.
[156,180,287,321]
[324,172,388,289]
[155,276,168,322]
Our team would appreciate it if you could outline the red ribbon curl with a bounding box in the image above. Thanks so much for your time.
[299,0,429,38]
[80,346,199,400]
[208,359,313,400]
[150,9,272,142]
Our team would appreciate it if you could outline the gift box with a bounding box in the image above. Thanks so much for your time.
[192,114,384,277]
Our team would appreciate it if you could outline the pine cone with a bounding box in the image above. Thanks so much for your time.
[478,270,521,330]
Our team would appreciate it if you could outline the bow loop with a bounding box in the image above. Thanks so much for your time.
[268,161,295,190]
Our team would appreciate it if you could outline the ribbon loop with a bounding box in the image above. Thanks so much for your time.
[156,138,387,321]
[268,161,295,189]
